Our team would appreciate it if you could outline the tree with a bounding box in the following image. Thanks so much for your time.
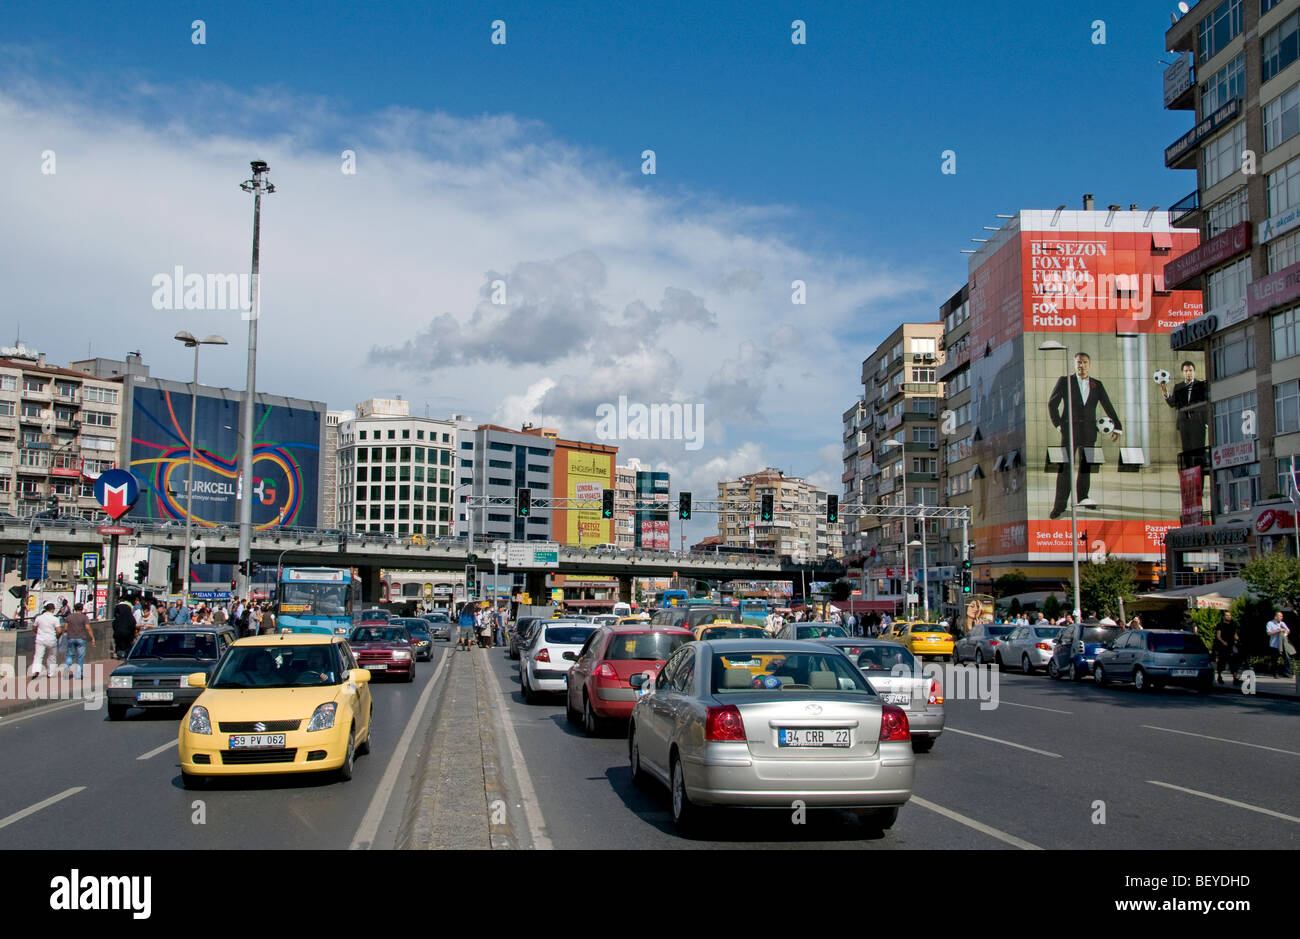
[1008,598,1022,617]
[1240,549,1300,615]
[1078,556,1137,620]
[830,579,852,601]
[1188,607,1221,652]
[1041,593,1062,620]
[992,571,1029,599]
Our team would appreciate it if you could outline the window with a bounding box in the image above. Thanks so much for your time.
[54,381,77,399]
[489,476,511,487]
[1201,53,1244,117]
[1265,82,1300,151]
[1205,187,1249,239]
[82,411,114,427]
[0,376,14,390]
[1269,156,1300,219]
[1215,462,1260,513]
[1273,305,1300,360]
[911,426,937,444]
[1206,124,1246,193]
[1279,454,1298,497]
[356,466,368,482]
[387,430,395,439]
[1276,380,1300,433]
[371,447,381,462]
[356,448,367,463]
[87,385,120,404]
[1205,256,1251,309]
[1213,390,1257,445]
[399,446,410,461]
[1263,7,1300,83]
[20,403,44,419]
[489,459,511,468]
[399,485,410,500]
[414,447,424,461]
[460,459,472,468]
[528,447,549,456]
[1198,0,1242,63]
[1212,325,1255,377]
[909,337,936,356]
[461,441,473,450]
[1265,0,1284,16]
[23,378,46,393]
[402,429,410,439]
[912,367,936,383]
[359,430,367,440]
[946,367,970,395]
[489,442,513,452]
[416,430,424,440]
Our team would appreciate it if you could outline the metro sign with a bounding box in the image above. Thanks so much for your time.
[93,469,140,521]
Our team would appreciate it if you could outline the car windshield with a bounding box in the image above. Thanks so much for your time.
[699,626,768,641]
[1081,626,1121,645]
[351,627,408,643]
[1033,627,1063,640]
[210,644,342,689]
[712,650,872,693]
[604,632,691,660]
[422,613,449,623]
[794,625,848,639]
[131,632,218,660]
[400,621,431,637]
[856,646,917,672]
[1149,633,1209,654]
[278,582,350,617]
[544,626,597,645]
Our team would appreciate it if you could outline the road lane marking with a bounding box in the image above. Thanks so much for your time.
[1146,781,1300,824]
[999,700,1073,715]
[910,796,1043,850]
[351,650,450,850]
[0,787,85,831]
[943,727,1062,758]
[1142,725,1300,757]
[480,651,553,850]
[0,700,87,727]
[136,740,176,761]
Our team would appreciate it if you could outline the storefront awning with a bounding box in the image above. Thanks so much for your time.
[1128,577,1249,612]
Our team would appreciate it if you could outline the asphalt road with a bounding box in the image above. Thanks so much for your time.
[0,644,451,850]
[485,648,1300,849]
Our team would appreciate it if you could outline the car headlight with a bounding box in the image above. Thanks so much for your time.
[307,702,337,732]
[188,706,211,735]
[393,650,411,659]
[109,675,132,689]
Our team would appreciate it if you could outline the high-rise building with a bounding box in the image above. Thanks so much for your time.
[1157,0,1300,584]
[322,410,346,529]
[336,398,456,536]
[456,423,556,542]
[716,468,833,562]
[634,464,670,551]
[614,462,636,548]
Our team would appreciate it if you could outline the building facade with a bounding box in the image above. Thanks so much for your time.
[322,410,346,529]
[456,423,556,543]
[716,468,834,562]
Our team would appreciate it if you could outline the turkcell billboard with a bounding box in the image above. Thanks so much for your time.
[126,381,324,530]
[968,218,1203,562]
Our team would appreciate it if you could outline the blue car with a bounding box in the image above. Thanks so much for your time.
[1047,620,1124,681]
[1092,629,1214,692]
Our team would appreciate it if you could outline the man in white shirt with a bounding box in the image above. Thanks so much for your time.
[30,602,61,678]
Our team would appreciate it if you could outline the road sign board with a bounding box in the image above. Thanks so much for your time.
[97,525,135,536]
[93,469,140,521]
[26,542,47,581]
[507,542,560,569]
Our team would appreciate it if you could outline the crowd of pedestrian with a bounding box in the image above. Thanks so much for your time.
[456,601,509,651]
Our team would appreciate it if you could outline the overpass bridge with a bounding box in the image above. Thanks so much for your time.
[0,518,847,604]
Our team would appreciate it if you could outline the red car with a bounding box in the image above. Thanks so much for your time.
[565,625,693,736]
[349,623,416,681]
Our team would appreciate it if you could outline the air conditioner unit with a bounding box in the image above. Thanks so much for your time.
[928,442,938,450]
[922,353,935,362]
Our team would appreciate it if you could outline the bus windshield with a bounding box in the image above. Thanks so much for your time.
[279,582,351,617]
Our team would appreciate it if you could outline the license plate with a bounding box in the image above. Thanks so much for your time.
[137,691,173,702]
[882,693,910,706]
[228,734,287,749]
[1172,669,1197,677]
[366,663,387,670]
[778,728,850,748]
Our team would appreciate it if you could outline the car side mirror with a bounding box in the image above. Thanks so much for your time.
[562,651,578,662]
[187,672,207,689]
[349,668,371,684]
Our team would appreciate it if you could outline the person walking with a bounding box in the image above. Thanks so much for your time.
[1266,612,1293,678]
[457,603,476,650]
[62,602,94,679]
[30,602,60,679]
[251,603,264,635]
[112,598,137,659]
[141,603,158,629]
[1214,613,1240,686]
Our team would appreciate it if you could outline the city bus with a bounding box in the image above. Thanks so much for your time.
[738,598,768,627]
[660,589,689,608]
[277,567,355,635]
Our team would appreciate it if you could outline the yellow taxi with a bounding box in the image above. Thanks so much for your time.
[897,622,954,660]
[617,614,652,625]
[691,621,768,642]
[177,634,373,789]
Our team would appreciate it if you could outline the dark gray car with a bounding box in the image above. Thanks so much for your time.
[953,623,1015,665]
[107,627,234,720]
[1093,629,1213,692]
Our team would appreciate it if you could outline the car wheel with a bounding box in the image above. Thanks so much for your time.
[108,704,128,721]
[583,695,602,738]
[856,806,900,831]
[1094,664,1108,686]
[181,772,206,790]
[629,725,648,787]
[1047,658,1060,679]
[405,666,415,683]
[953,646,962,664]
[911,736,935,753]
[975,649,984,666]
[565,690,581,725]
[670,754,701,832]
[1133,667,1148,692]
[337,728,356,781]
[1022,655,1034,675]
[522,669,536,704]
[356,707,373,756]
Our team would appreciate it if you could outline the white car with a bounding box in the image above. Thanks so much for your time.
[520,621,597,703]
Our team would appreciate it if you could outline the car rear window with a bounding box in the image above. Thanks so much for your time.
[403,622,431,637]
[604,632,690,660]
[1081,627,1121,645]
[856,646,917,672]
[794,625,848,639]
[544,626,596,645]
[1033,627,1063,640]
[987,626,1014,637]
[711,651,871,693]
[1148,633,1209,654]
[131,632,218,660]
[699,626,768,641]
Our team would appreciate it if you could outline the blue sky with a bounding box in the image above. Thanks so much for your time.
[0,0,1199,495]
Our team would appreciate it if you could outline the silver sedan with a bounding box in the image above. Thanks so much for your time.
[627,639,915,832]
[996,625,1063,674]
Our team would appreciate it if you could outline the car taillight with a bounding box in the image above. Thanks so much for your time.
[879,705,910,741]
[927,678,943,705]
[595,663,619,680]
[535,648,551,663]
[989,639,1000,647]
[1035,642,1053,651]
[705,705,746,741]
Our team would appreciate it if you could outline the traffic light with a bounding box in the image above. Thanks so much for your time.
[961,570,973,594]
[602,488,614,519]
[249,561,261,578]
[760,493,774,522]
[135,559,149,582]
[465,564,477,597]
[678,492,692,520]
[7,584,26,600]
[517,488,531,517]
[826,495,838,524]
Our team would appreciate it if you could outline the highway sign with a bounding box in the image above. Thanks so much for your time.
[507,542,559,569]
[26,542,48,582]
[93,469,140,521]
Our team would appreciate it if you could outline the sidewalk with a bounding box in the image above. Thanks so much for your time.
[399,645,517,850]
[0,623,116,717]
[1207,670,1299,701]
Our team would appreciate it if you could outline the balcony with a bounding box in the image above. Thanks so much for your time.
[1169,190,1199,229]
[20,386,51,400]
[1173,568,1239,589]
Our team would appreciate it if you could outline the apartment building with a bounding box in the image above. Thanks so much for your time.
[716,468,835,562]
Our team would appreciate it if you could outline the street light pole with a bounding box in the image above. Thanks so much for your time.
[1041,341,1083,621]
[237,161,274,600]
[175,332,227,608]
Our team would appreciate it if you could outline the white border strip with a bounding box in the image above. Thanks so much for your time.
[910,796,1043,849]
[478,653,552,850]
[1142,724,1300,757]
[1146,780,1300,824]
[0,787,85,831]
[943,727,1062,758]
